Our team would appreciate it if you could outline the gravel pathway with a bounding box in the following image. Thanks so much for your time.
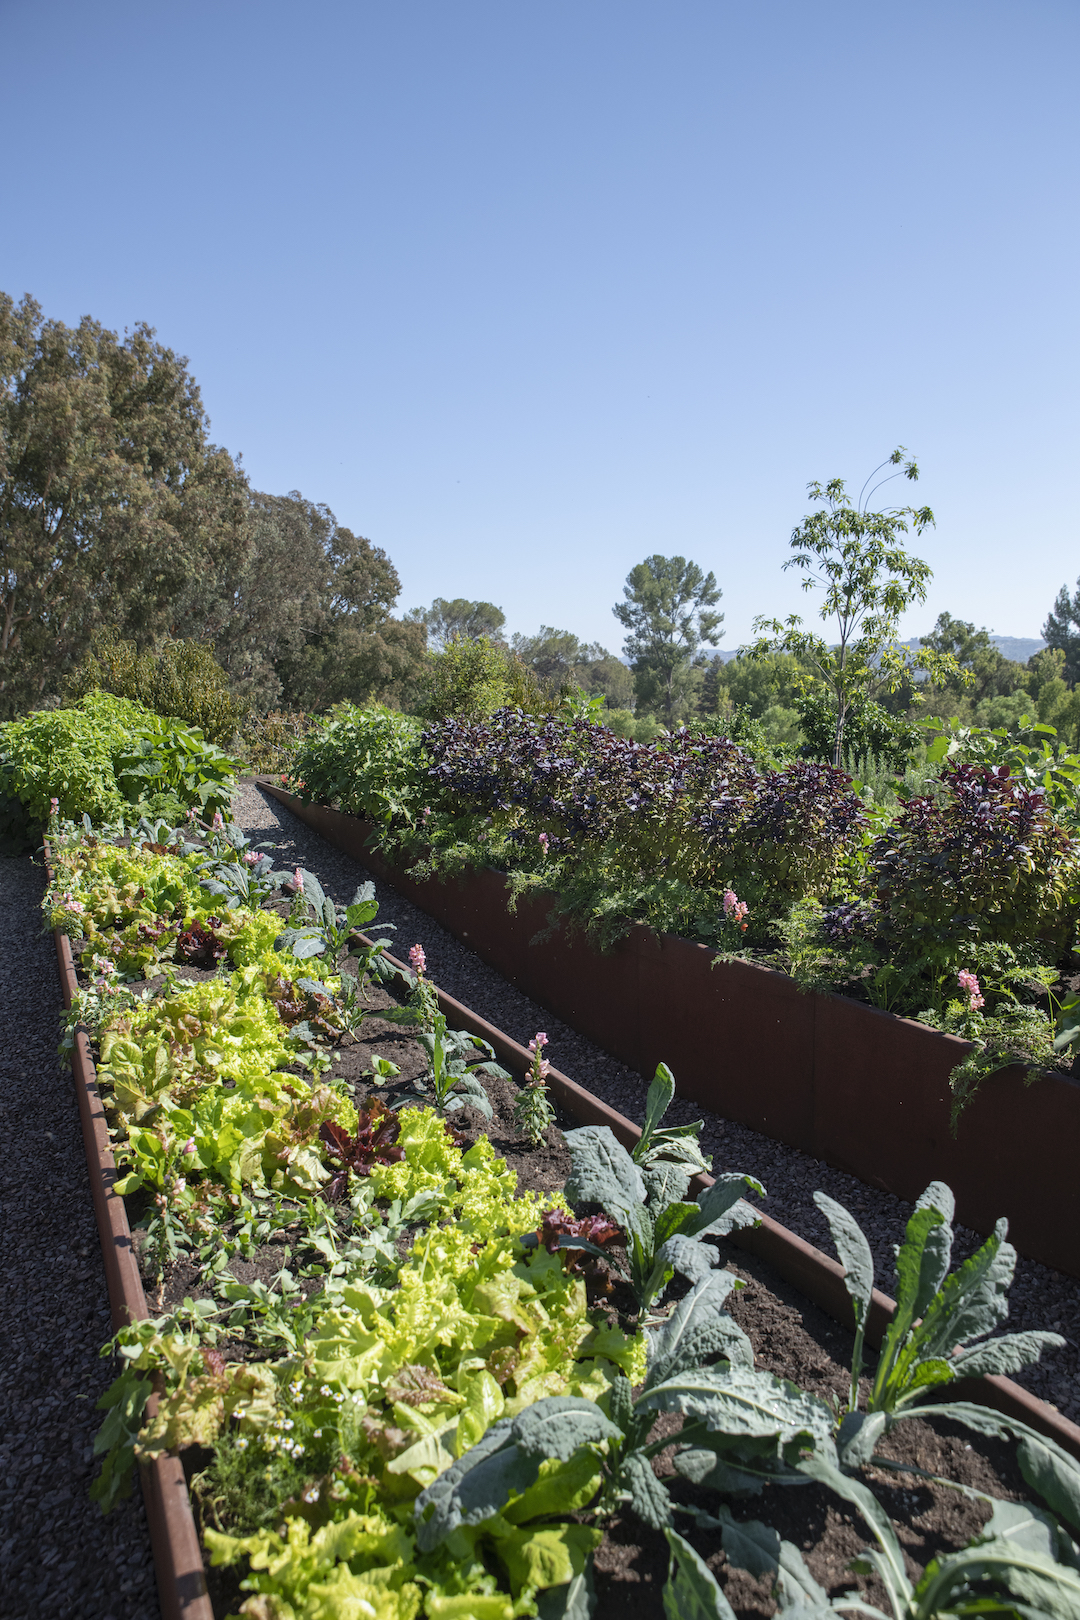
[238,780,1080,1427]
[0,854,158,1620]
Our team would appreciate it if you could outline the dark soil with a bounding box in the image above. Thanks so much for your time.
[89,939,1033,1618]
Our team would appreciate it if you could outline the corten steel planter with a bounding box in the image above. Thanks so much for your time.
[54,922,215,1620]
[260,783,1080,1280]
[53,884,1080,1615]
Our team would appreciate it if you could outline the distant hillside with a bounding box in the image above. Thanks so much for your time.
[708,635,1047,666]
[902,635,1047,664]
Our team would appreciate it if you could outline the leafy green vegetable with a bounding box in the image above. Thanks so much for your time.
[815,1182,1064,1421]
[564,1119,761,1313]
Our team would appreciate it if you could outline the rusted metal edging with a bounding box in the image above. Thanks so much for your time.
[52,910,214,1620]
[369,938,1080,1463]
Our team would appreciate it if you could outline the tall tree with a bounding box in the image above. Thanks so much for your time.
[1043,579,1080,686]
[919,612,1027,706]
[751,449,961,767]
[180,489,408,711]
[0,291,248,716]
[613,555,723,726]
[410,597,505,651]
[510,625,635,709]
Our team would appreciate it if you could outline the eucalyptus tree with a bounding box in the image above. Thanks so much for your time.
[0,291,247,716]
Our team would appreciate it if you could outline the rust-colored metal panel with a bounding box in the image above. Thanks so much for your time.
[632,936,818,1146]
[811,992,966,1194]
[938,1062,1080,1279]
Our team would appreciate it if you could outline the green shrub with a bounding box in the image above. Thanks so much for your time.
[422,635,552,721]
[66,630,246,746]
[0,692,239,847]
[289,705,428,827]
[868,762,1080,955]
[603,708,665,745]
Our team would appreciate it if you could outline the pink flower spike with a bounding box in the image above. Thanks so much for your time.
[409,943,427,976]
[50,797,59,815]
[538,832,550,853]
[212,810,224,830]
[957,969,984,1011]
[293,867,304,892]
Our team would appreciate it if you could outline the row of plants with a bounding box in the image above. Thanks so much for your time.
[0,690,240,852]
[47,793,1080,1617]
[283,703,1080,1112]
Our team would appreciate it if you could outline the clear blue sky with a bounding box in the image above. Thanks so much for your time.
[2,1,1076,653]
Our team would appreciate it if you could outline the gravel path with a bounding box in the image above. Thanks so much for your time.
[237,780,1080,1426]
[0,854,158,1620]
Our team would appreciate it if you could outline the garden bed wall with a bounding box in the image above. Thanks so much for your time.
[261,784,1080,1280]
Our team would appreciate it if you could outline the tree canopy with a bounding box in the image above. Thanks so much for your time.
[0,290,427,719]
[0,291,247,716]
[410,597,506,651]
[1044,579,1080,687]
[510,625,635,710]
[613,554,723,725]
[751,449,961,766]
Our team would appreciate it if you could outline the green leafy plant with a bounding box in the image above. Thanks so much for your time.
[676,1453,1080,1619]
[632,1062,712,1191]
[408,1013,507,1118]
[814,1181,1063,1450]
[563,1108,761,1314]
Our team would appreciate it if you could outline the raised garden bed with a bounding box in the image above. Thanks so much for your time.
[259,783,1080,1281]
[52,847,1080,1618]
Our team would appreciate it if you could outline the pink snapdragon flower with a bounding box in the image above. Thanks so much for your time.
[722,888,749,930]
[212,810,224,830]
[958,969,984,1011]
[409,943,427,977]
[528,1032,551,1082]
[49,797,59,817]
[61,893,85,915]
[538,832,550,854]
[181,1138,197,1157]
[289,866,304,893]
[243,851,260,866]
